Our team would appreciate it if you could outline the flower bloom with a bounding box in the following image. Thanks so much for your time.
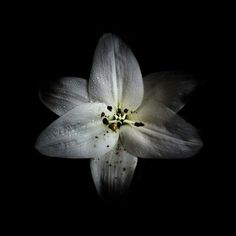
[35,34,203,198]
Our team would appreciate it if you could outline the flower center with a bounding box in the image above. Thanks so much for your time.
[101,105,144,132]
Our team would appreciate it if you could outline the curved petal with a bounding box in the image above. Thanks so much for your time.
[89,33,144,110]
[35,102,119,158]
[143,72,198,112]
[120,102,203,159]
[39,77,89,116]
[90,141,137,198]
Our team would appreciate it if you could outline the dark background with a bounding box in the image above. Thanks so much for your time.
[8,3,221,229]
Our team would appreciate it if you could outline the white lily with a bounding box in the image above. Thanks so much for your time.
[35,34,203,198]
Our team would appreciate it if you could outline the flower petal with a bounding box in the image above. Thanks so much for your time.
[35,102,119,158]
[143,71,198,112]
[90,141,137,198]
[89,33,144,110]
[39,77,89,116]
[120,102,203,158]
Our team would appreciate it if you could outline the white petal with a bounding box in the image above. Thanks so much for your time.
[89,33,144,110]
[120,102,203,159]
[39,77,89,116]
[143,72,198,112]
[90,141,137,198]
[35,102,119,158]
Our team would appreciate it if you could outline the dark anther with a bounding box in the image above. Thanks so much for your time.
[103,118,109,125]
[101,112,105,117]
[117,122,122,128]
[107,106,112,111]
[117,108,121,114]
[107,145,109,147]
[134,122,144,127]
[124,108,128,113]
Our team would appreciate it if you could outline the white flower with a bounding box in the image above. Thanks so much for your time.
[35,34,203,198]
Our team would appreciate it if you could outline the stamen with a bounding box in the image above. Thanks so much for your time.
[124,108,128,113]
[123,120,135,125]
[134,122,144,127]
[101,112,105,117]
[102,118,109,125]
[122,114,127,120]
[108,120,117,124]
[107,106,112,111]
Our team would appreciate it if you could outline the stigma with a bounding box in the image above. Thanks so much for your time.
[101,106,144,132]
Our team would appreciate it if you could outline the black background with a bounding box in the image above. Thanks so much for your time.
[8,2,221,230]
